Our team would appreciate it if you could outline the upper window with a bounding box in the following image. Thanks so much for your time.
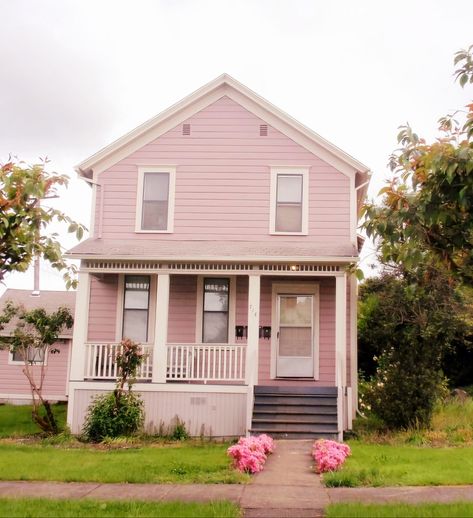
[270,167,309,234]
[202,278,229,343]
[136,167,176,232]
[122,275,150,343]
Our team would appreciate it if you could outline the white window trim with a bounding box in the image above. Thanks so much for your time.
[135,166,176,233]
[9,348,48,366]
[270,282,320,380]
[117,273,155,345]
[195,276,236,344]
[269,166,309,235]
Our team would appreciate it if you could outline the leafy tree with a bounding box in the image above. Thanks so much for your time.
[0,159,86,288]
[358,273,473,380]
[362,45,473,282]
[0,302,73,433]
[359,268,469,429]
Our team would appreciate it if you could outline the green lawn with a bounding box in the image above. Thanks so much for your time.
[326,502,473,517]
[0,498,240,518]
[0,443,248,484]
[0,404,67,437]
[323,442,473,487]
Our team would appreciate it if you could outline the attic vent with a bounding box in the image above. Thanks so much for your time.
[182,123,191,135]
[259,124,268,136]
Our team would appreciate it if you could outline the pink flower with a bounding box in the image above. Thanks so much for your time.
[312,439,351,473]
[227,434,275,474]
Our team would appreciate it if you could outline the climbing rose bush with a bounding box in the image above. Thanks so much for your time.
[312,439,351,473]
[227,434,275,473]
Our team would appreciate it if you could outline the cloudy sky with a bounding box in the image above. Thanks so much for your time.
[1,0,472,293]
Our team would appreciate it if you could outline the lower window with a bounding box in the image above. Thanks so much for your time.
[202,278,229,343]
[122,275,150,342]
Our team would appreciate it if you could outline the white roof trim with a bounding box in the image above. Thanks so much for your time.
[76,73,370,179]
[66,253,358,263]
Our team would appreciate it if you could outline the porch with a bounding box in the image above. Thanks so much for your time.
[67,260,356,437]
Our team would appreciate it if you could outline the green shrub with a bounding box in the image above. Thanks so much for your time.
[82,391,144,442]
[168,416,189,441]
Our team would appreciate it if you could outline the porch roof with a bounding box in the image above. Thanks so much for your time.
[66,238,358,262]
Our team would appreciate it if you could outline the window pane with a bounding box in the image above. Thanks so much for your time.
[12,347,45,363]
[203,312,228,343]
[123,310,148,342]
[123,276,149,341]
[141,173,169,230]
[277,175,302,203]
[204,292,229,311]
[11,350,23,362]
[280,296,312,325]
[276,203,302,232]
[204,279,229,293]
[125,276,150,290]
[279,327,312,356]
[142,200,168,230]
[143,173,169,201]
[124,290,149,310]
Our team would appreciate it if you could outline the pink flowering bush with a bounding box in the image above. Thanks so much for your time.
[312,439,351,473]
[227,434,275,474]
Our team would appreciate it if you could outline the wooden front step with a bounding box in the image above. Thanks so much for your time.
[251,385,339,439]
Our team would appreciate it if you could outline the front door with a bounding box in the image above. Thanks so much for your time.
[276,294,314,377]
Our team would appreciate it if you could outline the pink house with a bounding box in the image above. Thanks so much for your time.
[0,289,75,404]
[67,74,370,439]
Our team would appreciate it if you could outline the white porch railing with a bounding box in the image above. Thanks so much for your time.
[84,343,153,380]
[83,342,246,383]
[166,344,246,382]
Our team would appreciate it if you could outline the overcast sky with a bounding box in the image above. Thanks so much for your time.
[1,0,472,293]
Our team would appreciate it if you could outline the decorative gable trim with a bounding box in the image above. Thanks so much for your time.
[76,74,370,180]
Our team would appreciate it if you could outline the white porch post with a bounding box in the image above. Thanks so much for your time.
[245,274,260,434]
[349,273,358,424]
[68,272,90,382]
[335,273,347,439]
[153,273,170,383]
[67,271,90,429]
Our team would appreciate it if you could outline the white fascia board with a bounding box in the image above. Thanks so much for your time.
[75,73,371,179]
[65,253,359,263]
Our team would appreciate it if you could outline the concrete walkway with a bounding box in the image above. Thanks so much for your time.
[1,440,473,517]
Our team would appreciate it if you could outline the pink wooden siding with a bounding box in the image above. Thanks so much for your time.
[87,275,118,342]
[95,96,350,243]
[0,341,70,400]
[168,275,197,343]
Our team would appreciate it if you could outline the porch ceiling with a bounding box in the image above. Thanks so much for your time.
[66,238,358,263]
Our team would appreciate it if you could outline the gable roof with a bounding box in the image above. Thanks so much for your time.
[76,74,371,197]
[0,289,75,338]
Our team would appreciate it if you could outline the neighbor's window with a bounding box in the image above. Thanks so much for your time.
[11,347,45,364]
[122,275,150,343]
[202,278,229,343]
[271,168,308,234]
[137,167,176,232]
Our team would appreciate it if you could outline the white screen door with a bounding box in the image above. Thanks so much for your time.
[276,295,314,377]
